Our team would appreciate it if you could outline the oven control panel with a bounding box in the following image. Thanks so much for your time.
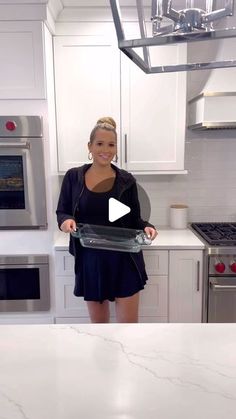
[0,116,42,138]
[209,256,236,275]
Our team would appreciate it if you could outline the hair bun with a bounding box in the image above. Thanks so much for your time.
[97,117,116,129]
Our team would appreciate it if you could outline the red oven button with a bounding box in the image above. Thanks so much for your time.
[230,262,236,273]
[215,262,225,273]
[5,120,17,131]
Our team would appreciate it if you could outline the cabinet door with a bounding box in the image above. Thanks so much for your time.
[55,275,89,318]
[55,250,74,276]
[55,251,89,318]
[169,250,203,322]
[140,250,168,320]
[121,44,187,173]
[0,21,45,99]
[139,275,168,318]
[54,36,120,172]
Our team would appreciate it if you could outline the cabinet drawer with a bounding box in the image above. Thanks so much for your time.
[143,250,168,275]
[55,251,74,276]
[55,250,168,276]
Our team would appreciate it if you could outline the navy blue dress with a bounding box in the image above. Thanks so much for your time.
[74,179,148,302]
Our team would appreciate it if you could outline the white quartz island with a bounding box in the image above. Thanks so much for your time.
[1,323,235,419]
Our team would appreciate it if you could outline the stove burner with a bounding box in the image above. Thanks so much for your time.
[208,232,223,239]
[191,223,236,246]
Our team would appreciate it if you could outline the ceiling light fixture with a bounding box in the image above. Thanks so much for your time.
[109,0,236,73]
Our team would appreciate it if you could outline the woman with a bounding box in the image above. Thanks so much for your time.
[56,117,158,323]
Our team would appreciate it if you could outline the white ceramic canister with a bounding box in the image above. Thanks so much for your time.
[169,204,188,229]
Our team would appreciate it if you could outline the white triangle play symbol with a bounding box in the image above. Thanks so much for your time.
[108,198,131,222]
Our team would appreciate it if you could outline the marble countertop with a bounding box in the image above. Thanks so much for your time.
[0,323,235,419]
[54,227,205,250]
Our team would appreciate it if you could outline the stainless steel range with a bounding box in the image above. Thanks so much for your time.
[191,223,236,323]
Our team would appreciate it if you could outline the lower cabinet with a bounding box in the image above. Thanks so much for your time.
[169,250,203,322]
[54,249,168,323]
[55,251,89,319]
[140,250,168,322]
[54,248,203,323]
[0,316,54,325]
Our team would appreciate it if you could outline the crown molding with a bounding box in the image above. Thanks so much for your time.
[48,0,63,21]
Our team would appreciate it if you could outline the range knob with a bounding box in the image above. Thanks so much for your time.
[230,261,236,273]
[5,120,17,131]
[215,261,225,273]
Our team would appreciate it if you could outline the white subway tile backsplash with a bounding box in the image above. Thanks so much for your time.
[137,135,236,227]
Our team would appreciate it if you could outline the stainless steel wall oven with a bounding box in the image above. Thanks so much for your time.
[0,116,47,229]
[0,255,50,312]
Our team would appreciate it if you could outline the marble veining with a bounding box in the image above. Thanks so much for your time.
[69,325,236,400]
[0,323,236,419]
[0,391,30,419]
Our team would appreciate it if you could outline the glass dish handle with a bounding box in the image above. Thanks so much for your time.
[137,232,152,245]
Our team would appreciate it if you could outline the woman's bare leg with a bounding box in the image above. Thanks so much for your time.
[86,300,110,323]
[115,292,139,323]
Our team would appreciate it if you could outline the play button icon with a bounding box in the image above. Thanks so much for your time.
[109,198,130,222]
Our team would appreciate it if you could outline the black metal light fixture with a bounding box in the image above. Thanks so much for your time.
[109,0,236,73]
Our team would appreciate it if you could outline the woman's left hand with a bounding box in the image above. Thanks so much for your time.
[144,226,158,241]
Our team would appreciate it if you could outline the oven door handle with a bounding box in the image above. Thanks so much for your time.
[210,281,236,291]
[0,142,30,149]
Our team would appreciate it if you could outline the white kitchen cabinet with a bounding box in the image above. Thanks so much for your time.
[0,316,54,325]
[0,21,46,99]
[54,35,187,174]
[169,250,203,322]
[55,250,89,319]
[121,45,187,173]
[53,35,120,173]
[55,317,91,324]
[140,250,168,322]
[54,249,168,323]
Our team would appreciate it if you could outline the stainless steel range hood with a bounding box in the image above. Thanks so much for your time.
[188,92,236,130]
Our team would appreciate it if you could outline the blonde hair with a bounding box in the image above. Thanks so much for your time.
[89,116,117,143]
[97,117,116,129]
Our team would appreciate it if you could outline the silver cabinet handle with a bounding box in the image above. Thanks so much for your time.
[0,142,30,149]
[210,282,236,291]
[124,134,127,163]
[197,260,200,291]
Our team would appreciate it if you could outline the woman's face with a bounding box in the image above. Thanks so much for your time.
[88,128,117,166]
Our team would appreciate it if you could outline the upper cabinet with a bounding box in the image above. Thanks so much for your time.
[0,21,46,99]
[54,35,120,173]
[121,45,187,173]
[54,35,187,174]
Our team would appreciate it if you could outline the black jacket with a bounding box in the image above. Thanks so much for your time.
[56,163,155,257]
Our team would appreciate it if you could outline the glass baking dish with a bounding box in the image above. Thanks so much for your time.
[71,223,152,252]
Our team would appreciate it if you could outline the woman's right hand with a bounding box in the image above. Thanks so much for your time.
[60,219,76,233]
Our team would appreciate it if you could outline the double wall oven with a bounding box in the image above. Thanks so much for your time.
[0,115,47,229]
[191,223,236,323]
[0,116,50,314]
